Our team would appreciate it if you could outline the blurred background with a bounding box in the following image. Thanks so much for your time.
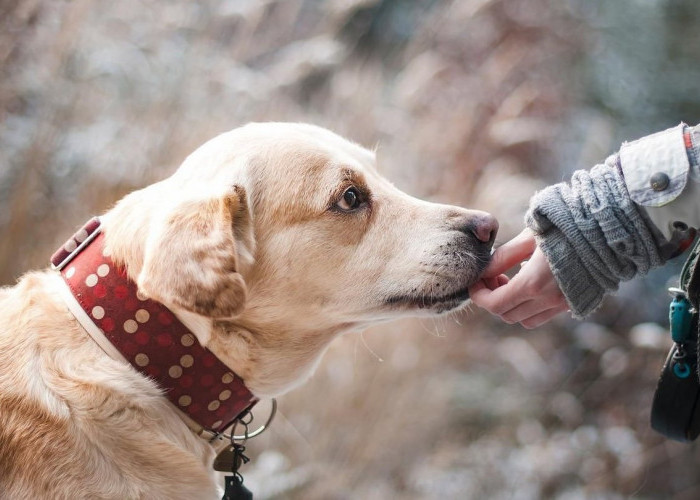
[2,0,700,498]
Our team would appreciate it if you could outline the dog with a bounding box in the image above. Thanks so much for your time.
[0,122,497,499]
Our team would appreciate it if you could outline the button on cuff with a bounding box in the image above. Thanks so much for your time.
[650,172,670,191]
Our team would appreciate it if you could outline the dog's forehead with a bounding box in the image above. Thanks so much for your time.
[173,123,379,222]
[257,124,376,176]
[178,122,376,181]
[246,124,378,190]
[258,143,374,185]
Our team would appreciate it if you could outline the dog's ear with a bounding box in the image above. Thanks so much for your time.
[137,186,252,319]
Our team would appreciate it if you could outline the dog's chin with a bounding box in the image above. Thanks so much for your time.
[384,252,492,315]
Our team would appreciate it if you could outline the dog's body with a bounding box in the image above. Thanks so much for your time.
[0,123,496,499]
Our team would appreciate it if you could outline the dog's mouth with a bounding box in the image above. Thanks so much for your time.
[383,248,492,314]
[384,285,471,313]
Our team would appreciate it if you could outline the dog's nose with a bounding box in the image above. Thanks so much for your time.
[455,212,498,249]
[470,213,499,246]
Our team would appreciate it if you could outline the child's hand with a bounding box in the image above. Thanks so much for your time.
[468,229,569,329]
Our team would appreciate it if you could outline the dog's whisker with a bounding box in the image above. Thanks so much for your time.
[273,408,316,460]
[431,317,446,338]
[359,331,384,363]
[353,331,360,365]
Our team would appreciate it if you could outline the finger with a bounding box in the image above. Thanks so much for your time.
[483,274,509,290]
[519,304,569,329]
[484,276,500,290]
[501,295,567,324]
[483,229,537,278]
[468,280,490,305]
[468,279,488,297]
[501,299,550,324]
[468,279,530,315]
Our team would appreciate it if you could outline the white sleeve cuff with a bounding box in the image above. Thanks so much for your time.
[619,123,689,207]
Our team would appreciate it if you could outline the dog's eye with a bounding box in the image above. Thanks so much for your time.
[337,187,362,211]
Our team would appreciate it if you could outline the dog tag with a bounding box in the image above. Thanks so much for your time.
[214,444,249,472]
[222,475,253,500]
[214,446,237,472]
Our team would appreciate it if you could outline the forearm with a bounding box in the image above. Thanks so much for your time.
[526,155,667,318]
[526,123,700,318]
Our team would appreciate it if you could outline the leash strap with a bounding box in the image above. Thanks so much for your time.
[682,237,700,296]
[685,238,700,387]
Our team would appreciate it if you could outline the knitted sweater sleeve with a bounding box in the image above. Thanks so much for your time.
[525,154,668,318]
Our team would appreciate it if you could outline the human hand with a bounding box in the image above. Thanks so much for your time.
[468,229,569,329]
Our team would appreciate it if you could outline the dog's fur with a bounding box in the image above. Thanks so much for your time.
[0,123,496,499]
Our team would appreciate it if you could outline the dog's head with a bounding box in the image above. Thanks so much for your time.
[103,123,497,396]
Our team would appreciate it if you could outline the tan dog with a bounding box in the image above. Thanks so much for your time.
[0,123,497,499]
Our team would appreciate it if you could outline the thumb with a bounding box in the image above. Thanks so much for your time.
[482,228,537,278]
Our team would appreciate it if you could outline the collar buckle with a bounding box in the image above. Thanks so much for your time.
[50,217,102,271]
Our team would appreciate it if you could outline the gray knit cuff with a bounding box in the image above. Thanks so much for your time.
[525,155,667,318]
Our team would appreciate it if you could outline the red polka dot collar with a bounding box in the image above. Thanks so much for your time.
[51,218,258,434]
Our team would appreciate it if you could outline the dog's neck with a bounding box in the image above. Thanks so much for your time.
[154,301,340,399]
[208,318,342,398]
